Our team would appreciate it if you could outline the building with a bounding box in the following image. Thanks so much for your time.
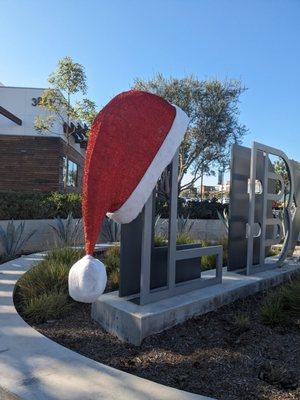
[199,182,230,203]
[0,84,87,193]
[199,185,218,200]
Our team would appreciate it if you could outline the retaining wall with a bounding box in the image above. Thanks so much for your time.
[0,218,227,253]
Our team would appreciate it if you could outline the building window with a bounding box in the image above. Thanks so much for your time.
[62,156,78,187]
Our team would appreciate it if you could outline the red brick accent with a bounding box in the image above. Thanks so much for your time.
[0,135,84,193]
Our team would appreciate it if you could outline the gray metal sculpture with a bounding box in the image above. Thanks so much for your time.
[120,150,223,305]
[229,141,299,274]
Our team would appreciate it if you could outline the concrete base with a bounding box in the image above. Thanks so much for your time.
[92,257,300,345]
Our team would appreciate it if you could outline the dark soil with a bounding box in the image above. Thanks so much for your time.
[33,289,300,400]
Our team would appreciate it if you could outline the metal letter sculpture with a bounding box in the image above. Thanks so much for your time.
[120,151,223,305]
[229,141,299,274]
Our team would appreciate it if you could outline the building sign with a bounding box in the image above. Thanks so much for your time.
[31,97,42,106]
[228,141,300,274]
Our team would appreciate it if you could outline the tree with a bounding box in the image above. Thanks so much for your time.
[273,159,289,205]
[133,74,247,195]
[181,186,198,199]
[35,56,97,141]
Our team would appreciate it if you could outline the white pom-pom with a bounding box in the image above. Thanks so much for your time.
[68,255,107,303]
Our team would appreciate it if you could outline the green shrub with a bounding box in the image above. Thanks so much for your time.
[176,232,195,245]
[108,270,120,290]
[154,234,168,247]
[156,198,228,220]
[17,261,70,302]
[280,277,300,319]
[0,191,82,220]
[261,294,287,326]
[22,291,72,323]
[15,246,83,322]
[200,237,228,270]
[103,246,120,289]
[154,233,195,247]
[232,314,250,333]
[267,246,281,257]
[17,248,84,302]
[103,246,120,273]
[201,253,217,271]
[44,246,84,265]
[261,274,300,326]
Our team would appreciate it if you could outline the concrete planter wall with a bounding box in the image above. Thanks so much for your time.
[0,218,85,253]
[0,218,228,254]
[156,219,227,242]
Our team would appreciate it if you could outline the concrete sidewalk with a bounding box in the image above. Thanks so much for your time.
[0,254,213,400]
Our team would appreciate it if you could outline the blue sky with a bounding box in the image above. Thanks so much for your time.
[1,0,299,185]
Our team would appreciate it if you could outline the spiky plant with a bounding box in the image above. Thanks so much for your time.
[0,220,36,261]
[101,218,121,243]
[49,213,81,246]
[217,209,229,233]
[177,215,194,234]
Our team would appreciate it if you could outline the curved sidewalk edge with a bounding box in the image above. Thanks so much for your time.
[0,253,214,400]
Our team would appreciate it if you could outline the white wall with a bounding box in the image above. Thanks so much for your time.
[0,218,227,254]
[0,86,85,156]
[156,219,227,242]
[0,219,85,254]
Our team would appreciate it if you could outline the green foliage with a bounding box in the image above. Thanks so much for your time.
[35,56,97,138]
[22,291,72,324]
[259,362,298,390]
[15,260,69,301]
[74,98,98,129]
[101,218,121,243]
[103,246,120,273]
[177,215,194,234]
[15,247,84,323]
[176,232,195,245]
[48,56,87,95]
[49,213,81,246]
[232,314,250,333]
[17,247,84,302]
[154,232,195,247]
[103,246,120,289]
[200,237,228,270]
[280,278,300,319]
[156,199,228,220]
[34,114,55,133]
[200,253,216,270]
[267,246,281,257]
[44,246,84,265]
[261,294,287,326]
[133,74,247,194]
[180,186,198,199]
[0,191,82,220]
[108,270,119,290]
[154,234,168,247]
[0,220,36,261]
[261,274,300,326]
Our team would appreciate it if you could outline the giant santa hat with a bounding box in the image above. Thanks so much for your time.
[68,90,189,303]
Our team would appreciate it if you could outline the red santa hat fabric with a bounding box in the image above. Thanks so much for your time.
[68,90,189,303]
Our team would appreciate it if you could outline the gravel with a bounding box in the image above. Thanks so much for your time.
[33,289,300,400]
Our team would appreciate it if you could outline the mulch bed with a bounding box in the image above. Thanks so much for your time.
[33,289,300,400]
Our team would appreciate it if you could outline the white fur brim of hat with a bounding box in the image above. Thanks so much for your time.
[68,255,107,303]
